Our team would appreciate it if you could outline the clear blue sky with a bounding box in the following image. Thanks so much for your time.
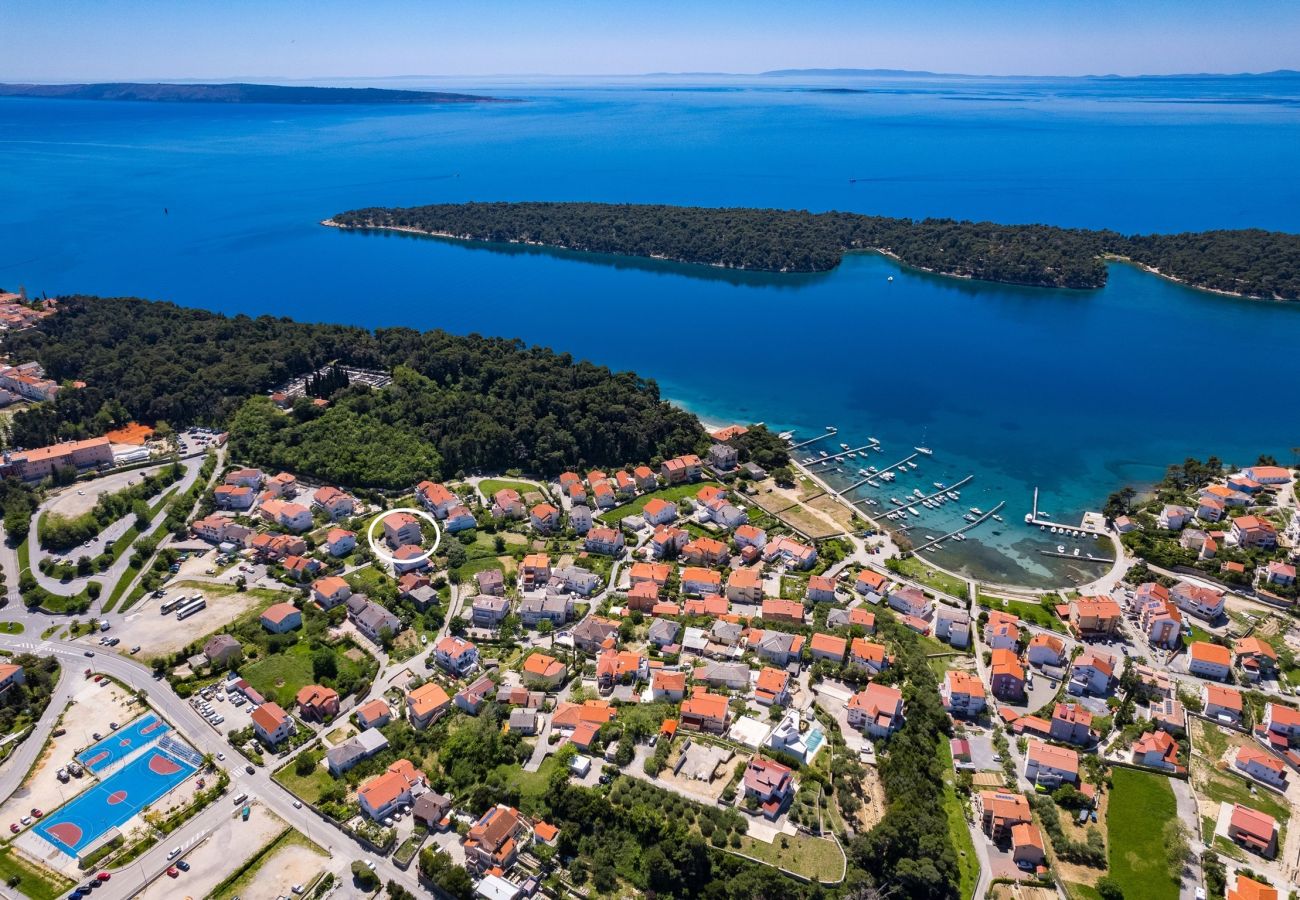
[2,0,1298,81]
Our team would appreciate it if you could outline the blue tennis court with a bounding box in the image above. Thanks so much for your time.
[37,747,196,855]
[76,713,169,773]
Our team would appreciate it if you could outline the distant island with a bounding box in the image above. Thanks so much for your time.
[326,201,1300,299]
[0,82,509,105]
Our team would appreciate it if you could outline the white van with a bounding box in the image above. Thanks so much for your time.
[233,793,249,806]
[167,847,181,859]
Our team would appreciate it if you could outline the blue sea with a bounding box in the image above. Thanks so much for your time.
[2,73,1299,587]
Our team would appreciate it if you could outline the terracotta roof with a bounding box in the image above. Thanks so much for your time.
[261,602,300,625]
[407,682,450,718]
[1205,683,1243,711]
[1189,641,1232,666]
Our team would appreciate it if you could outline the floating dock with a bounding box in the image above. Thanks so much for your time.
[911,500,1005,553]
[788,429,838,451]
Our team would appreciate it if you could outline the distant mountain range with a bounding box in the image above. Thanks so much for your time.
[0,82,508,104]
[759,67,1300,79]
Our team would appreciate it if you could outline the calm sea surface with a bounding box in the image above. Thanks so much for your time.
[2,75,1299,587]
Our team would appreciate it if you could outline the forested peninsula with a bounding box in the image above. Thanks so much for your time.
[0,82,507,104]
[327,201,1300,299]
[3,296,705,487]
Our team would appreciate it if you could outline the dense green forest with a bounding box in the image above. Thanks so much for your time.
[329,201,1300,299]
[4,296,707,487]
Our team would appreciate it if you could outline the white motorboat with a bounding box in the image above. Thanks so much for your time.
[915,446,933,455]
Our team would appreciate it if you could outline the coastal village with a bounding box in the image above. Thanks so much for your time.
[0,309,1298,900]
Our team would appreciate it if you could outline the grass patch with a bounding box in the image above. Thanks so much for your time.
[0,622,23,634]
[500,754,562,809]
[1200,769,1290,823]
[479,478,547,501]
[0,847,76,900]
[890,555,968,598]
[597,481,718,524]
[732,831,845,882]
[1066,884,1104,900]
[940,737,980,900]
[1108,767,1179,900]
[243,641,370,709]
[273,760,337,805]
[976,593,1066,633]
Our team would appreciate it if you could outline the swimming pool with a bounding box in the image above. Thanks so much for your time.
[36,747,196,855]
[75,714,169,773]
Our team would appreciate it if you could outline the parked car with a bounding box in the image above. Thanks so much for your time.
[176,860,190,872]
[166,866,179,878]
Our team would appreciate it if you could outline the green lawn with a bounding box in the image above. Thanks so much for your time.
[0,847,75,900]
[733,832,845,883]
[597,481,718,524]
[1108,768,1179,900]
[242,641,370,708]
[940,737,980,900]
[273,760,337,805]
[891,555,968,598]
[479,478,547,501]
[1200,769,1290,823]
[977,593,1066,633]
[0,622,24,634]
[1066,884,1104,900]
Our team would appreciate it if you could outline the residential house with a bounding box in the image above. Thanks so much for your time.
[762,536,816,570]
[359,759,426,821]
[1187,641,1232,681]
[1026,633,1066,668]
[1236,745,1288,789]
[491,488,525,520]
[650,525,688,558]
[1069,649,1116,696]
[1203,684,1244,726]
[456,675,496,715]
[416,481,459,518]
[519,594,571,627]
[680,687,729,733]
[889,586,932,620]
[749,629,805,667]
[355,698,392,730]
[406,682,451,729]
[1049,704,1093,745]
[382,512,423,548]
[347,595,403,643]
[572,616,620,653]
[1266,561,1296,586]
[569,504,592,534]
[1024,739,1078,787]
[520,553,550,590]
[650,670,687,702]
[726,568,764,603]
[1149,697,1186,734]
[1232,515,1278,549]
[433,636,479,677]
[260,603,302,634]
[259,498,312,532]
[1227,804,1278,858]
[557,565,601,596]
[225,468,264,489]
[682,567,723,596]
[854,568,890,600]
[250,702,296,746]
[1263,702,1300,746]
[311,576,352,609]
[848,683,905,738]
[412,792,452,831]
[683,537,729,567]
[660,454,702,484]
[708,442,739,472]
[976,790,1031,839]
[326,728,389,776]
[935,606,971,648]
[761,597,805,624]
[647,618,680,648]
[1158,504,1192,530]
[1197,497,1226,522]
[444,505,477,533]
[1068,596,1121,637]
[323,527,356,557]
[805,575,836,603]
[1136,587,1183,649]
[1011,824,1046,870]
[694,661,751,690]
[214,484,255,510]
[1228,876,1279,900]
[463,805,526,873]
[942,670,986,718]
[1242,466,1293,485]
[475,568,506,596]
[1171,581,1225,620]
[1235,637,1278,682]
[809,632,847,664]
[1131,730,1182,771]
[643,498,678,527]
[312,486,355,520]
[191,515,252,545]
[591,481,617,510]
[734,524,768,551]
[296,684,340,722]
[521,653,567,689]
[575,526,622,558]
[281,555,321,582]
[754,667,791,706]
[743,756,795,819]
[202,635,242,669]
[990,649,1026,700]
[530,503,560,533]
[596,649,648,693]
[471,595,511,629]
[848,638,890,675]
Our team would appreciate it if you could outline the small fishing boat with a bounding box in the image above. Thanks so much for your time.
[880,472,895,482]
[933,482,946,490]
[1057,544,1065,553]
[969,507,983,516]
[907,461,918,469]
[915,446,933,455]
[867,479,880,488]
[819,450,828,458]
[992,514,1003,522]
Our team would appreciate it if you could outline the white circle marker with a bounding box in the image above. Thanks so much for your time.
[366,507,442,566]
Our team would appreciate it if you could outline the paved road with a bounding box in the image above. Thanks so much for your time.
[0,666,75,806]
[0,633,425,899]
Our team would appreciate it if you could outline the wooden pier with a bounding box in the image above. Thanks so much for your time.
[911,500,1006,554]
[1024,486,1109,537]
[788,429,838,451]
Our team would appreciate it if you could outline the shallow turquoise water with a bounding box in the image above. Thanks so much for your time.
[1,75,1298,587]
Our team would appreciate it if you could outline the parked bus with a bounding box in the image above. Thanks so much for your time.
[176,599,207,620]
[159,596,185,614]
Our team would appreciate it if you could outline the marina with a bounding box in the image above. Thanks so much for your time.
[787,428,838,451]
[804,443,879,467]
[911,500,1006,554]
